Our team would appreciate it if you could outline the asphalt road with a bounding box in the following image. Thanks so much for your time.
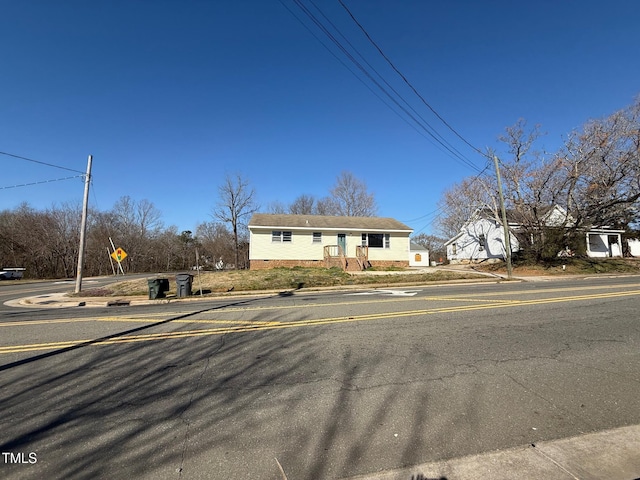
[1,276,639,479]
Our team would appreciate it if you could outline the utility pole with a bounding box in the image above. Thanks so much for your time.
[75,155,93,293]
[493,155,513,280]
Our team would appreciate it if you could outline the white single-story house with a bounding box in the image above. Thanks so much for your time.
[629,238,640,257]
[409,242,430,267]
[248,214,413,270]
[445,206,625,263]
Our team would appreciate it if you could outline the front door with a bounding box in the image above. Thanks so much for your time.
[337,234,346,256]
[608,235,621,257]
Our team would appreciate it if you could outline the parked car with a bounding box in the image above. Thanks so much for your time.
[0,268,26,280]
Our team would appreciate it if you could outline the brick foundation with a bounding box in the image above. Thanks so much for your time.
[250,259,409,270]
[368,260,409,268]
[250,260,324,270]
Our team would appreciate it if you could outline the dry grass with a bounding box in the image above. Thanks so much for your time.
[78,267,488,298]
[474,257,640,276]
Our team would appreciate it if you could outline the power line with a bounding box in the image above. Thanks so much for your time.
[283,0,483,172]
[0,175,84,190]
[296,0,480,171]
[402,162,493,235]
[278,0,411,123]
[307,0,474,165]
[337,0,487,159]
[0,150,86,175]
[400,207,441,224]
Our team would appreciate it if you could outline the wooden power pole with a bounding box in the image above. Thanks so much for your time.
[75,155,93,293]
[493,155,513,280]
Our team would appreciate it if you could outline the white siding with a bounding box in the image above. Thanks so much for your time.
[446,218,519,262]
[542,205,575,227]
[366,233,410,262]
[249,228,410,262]
[586,232,622,258]
[409,248,430,267]
[250,229,325,261]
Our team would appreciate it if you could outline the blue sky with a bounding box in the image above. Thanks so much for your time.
[2,0,639,236]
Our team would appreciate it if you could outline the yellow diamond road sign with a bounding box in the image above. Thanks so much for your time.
[111,247,127,262]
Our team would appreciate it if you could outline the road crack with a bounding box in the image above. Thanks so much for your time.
[177,334,224,477]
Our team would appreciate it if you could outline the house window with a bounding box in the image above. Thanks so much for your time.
[361,233,390,248]
[369,234,383,248]
[272,231,292,242]
[312,232,322,243]
[452,243,457,255]
[479,234,486,251]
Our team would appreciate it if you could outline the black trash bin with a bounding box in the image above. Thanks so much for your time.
[148,278,169,299]
[176,273,193,298]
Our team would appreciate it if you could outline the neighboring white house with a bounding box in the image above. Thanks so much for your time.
[629,239,640,257]
[248,214,413,270]
[445,206,625,263]
[445,216,520,264]
[409,242,430,267]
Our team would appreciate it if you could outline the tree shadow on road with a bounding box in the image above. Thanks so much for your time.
[0,297,492,480]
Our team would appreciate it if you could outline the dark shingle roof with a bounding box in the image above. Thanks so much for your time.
[248,213,412,232]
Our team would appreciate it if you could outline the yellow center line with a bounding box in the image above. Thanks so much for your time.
[0,318,292,328]
[1,289,639,354]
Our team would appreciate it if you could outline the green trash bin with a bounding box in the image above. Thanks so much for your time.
[176,273,193,298]
[148,278,169,299]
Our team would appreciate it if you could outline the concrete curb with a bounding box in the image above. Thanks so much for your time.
[4,292,173,309]
[340,424,640,480]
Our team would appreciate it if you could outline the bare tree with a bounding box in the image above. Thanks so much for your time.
[266,201,288,214]
[213,173,258,269]
[110,196,163,272]
[267,195,318,215]
[562,97,640,228]
[435,175,498,239]
[195,221,235,269]
[266,174,376,217]
[289,194,317,215]
[315,196,339,216]
[498,119,543,206]
[411,233,447,263]
[327,171,377,217]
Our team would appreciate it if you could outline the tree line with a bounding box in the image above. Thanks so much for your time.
[0,197,241,279]
[436,96,640,261]
[0,171,378,278]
